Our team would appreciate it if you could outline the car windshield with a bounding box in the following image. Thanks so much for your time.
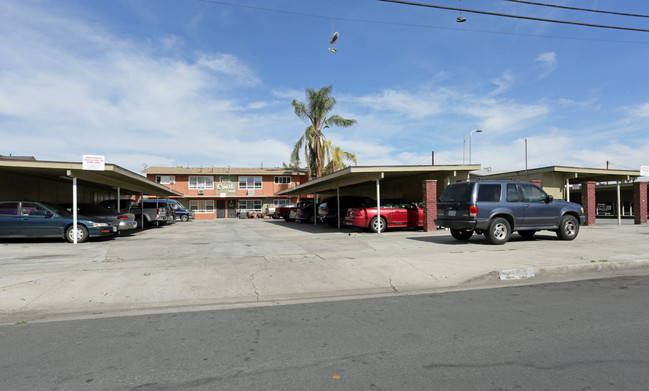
[440,183,473,202]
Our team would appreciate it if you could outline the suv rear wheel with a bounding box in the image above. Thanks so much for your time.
[450,229,473,241]
[557,215,579,240]
[486,217,511,245]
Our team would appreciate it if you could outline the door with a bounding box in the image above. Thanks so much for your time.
[520,184,559,226]
[227,200,236,218]
[20,202,64,237]
[0,202,21,236]
[216,200,226,218]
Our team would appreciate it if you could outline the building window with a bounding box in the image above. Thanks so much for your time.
[238,199,262,212]
[274,176,292,184]
[189,176,214,190]
[273,199,288,207]
[155,175,175,185]
[189,200,214,213]
[238,176,262,190]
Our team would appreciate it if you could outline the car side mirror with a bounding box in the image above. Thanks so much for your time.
[545,195,554,203]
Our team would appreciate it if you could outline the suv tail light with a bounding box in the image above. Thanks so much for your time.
[117,215,128,220]
[469,205,478,218]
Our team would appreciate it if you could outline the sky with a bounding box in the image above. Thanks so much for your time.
[1,0,648,176]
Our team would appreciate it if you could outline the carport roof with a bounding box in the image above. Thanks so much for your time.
[0,158,181,197]
[477,165,641,183]
[275,165,481,196]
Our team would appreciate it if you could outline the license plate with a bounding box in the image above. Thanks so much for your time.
[447,210,456,217]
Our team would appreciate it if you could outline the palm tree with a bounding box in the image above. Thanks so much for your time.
[292,85,357,178]
[290,125,316,178]
[323,141,357,175]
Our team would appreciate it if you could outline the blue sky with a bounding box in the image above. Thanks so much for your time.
[1,0,648,175]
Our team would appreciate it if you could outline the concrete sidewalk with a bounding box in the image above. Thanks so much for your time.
[1,219,649,324]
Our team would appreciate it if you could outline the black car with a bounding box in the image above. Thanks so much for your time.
[435,181,586,244]
[317,196,374,227]
[295,202,317,223]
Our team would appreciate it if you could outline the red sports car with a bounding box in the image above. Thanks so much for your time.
[344,200,424,232]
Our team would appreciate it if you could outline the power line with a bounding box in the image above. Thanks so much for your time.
[378,0,649,33]
[194,0,649,44]
[504,0,649,19]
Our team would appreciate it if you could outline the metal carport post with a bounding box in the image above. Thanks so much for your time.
[376,178,381,234]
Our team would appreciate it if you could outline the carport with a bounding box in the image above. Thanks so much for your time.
[478,166,646,225]
[0,158,181,241]
[276,165,480,232]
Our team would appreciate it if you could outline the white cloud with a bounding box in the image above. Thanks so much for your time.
[630,102,649,117]
[196,53,260,86]
[489,70,515,97]
[535,51,558,78]
[353,89,453,119]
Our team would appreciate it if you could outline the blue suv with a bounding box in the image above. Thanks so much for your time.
[435,181,586,244]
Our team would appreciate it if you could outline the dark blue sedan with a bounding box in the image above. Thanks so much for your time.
[0,201,116,243]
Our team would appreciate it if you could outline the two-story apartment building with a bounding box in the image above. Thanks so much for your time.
[142,166,309,219]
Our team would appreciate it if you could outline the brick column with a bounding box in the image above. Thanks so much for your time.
[581,181,596,226]
[422,180,437,232]
[633,182,648,224]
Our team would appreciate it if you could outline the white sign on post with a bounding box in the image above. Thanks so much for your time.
[641,166,649,177]
[82,155,105,171]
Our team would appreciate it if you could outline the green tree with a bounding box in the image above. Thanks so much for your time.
[323,141,357,175]
[291,85,357,178]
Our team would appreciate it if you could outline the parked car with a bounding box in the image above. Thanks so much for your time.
[318,196,375,227]
[149,199,194,222]
[295,202,317,223]
[276,203,298,221]
[435,181,586,244]
[140,200,176,225]
[345,199,424,232]
[97,199,171,228]
[60,203,137,233]
[0,201,116,243]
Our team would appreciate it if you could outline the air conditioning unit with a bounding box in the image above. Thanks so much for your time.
[198,190,204,195]
[247,190,255,195]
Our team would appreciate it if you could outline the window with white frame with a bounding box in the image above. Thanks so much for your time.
[189,200,214,213]
[155,175,175,184]
[238,176,262,190]
[274,176,292,184]
[238,199,262,212]
[189,176,214,190]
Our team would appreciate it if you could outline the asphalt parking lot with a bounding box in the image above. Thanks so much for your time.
[1,218,649,324]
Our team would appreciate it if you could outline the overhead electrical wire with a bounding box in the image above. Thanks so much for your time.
[378,0,649,33]
[504,0,649,19]
[195,0,649,44]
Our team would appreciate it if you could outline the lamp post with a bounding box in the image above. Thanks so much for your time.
[469,129,483,165]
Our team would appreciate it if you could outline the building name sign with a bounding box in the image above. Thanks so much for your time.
[217,177,236,193]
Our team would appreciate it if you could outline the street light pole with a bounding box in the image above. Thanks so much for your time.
[463,134,466,165]
[469,129,483,165]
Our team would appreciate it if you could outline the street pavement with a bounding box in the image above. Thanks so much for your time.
[1,218,648,324]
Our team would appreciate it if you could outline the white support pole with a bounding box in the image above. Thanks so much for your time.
[566,178,570,202]
[617,181,622,225]
[336,188,341,229]
[376,179,381,234]
[117,187,121,212]
[72,177,78,244]
[313,193,317,226]
[140,193,144,229]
